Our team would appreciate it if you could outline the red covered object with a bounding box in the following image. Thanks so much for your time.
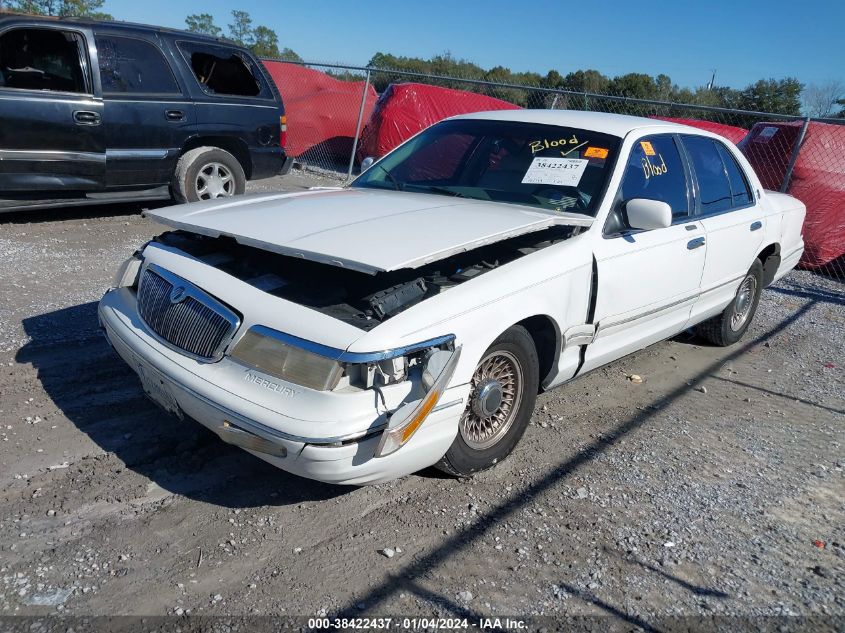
[358,83,521,160]
[652,117,749,145]
[740,121,845,269]
[262,61,377,160]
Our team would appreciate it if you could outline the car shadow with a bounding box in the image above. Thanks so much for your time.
[330,302,815,627]
[0,199,172,224]
[16,301,348,508]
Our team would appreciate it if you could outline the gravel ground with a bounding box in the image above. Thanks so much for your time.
[0,172,842,629]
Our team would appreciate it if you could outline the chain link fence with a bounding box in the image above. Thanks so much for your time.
[262,59,845,280]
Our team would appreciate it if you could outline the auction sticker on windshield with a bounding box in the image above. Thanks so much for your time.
[521,157,588,187]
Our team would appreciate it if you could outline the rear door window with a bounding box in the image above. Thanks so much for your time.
[618,135,690,220]
[95,35,180,95]
[0,27,88,93]
[177,42,266,98]
[715,142,753,208]
[682,135,734,215]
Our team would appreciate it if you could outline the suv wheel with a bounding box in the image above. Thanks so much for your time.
[436,326,539,477]
[173,147,246,203]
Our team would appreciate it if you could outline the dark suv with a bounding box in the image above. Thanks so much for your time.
[0,14,292,212]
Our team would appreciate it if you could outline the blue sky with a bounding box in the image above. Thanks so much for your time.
[104,0,843,90]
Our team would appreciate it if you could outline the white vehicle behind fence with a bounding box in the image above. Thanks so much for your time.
[99,110,806,485]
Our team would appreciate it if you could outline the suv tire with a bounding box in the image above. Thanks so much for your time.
[172,147,246,203]
[436,326,539,477]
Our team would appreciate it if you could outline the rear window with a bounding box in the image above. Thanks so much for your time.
[177,42,265,97]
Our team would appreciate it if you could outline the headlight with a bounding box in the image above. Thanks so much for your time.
[231,328,345,391]
[112,251,144,288]
[229,326,455,393]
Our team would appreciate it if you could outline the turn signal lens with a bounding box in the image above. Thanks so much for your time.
[280,114,287,149]
[375,346,462,457]
[112,253,143,289]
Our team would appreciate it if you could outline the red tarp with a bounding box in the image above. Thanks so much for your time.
[357,83,521,160]
[652,117,749,144]
[262,61,377,160]
[740,121,845,269]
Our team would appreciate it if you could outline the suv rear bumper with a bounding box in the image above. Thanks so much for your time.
[250,147,293,180]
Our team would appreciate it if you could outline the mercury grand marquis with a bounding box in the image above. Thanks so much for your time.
[99,110,806,485]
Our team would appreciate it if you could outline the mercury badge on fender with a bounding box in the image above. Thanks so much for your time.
[99,110,806,485]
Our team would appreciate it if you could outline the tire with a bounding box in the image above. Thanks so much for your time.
[695,259,763,347]
[172,146,246,203]
[436,326,539,477]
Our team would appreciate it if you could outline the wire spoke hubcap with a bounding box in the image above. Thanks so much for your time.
[731,275,757,331]
[196,162,234,200]
[459,350,524,450]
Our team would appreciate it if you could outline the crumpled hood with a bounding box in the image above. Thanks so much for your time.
[146,188,592,274]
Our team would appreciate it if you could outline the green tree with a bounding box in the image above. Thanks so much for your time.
[228,9,254,47]
[251,25,280,58]
[7,0,110,18]
[738,78,803,115]
[278,47,302,62]
[185,13,222,38]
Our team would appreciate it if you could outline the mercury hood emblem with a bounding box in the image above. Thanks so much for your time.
[169,285,188,303]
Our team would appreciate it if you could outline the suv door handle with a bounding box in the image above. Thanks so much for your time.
[750,221,762,232]
[687,237,706,250]
[165,109,185,121]
[73,110,101,125]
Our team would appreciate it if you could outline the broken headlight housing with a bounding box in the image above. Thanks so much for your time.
[229,326,455,393]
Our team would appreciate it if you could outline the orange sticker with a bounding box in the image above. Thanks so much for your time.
[584,147,609,159]
[640,141,656,156]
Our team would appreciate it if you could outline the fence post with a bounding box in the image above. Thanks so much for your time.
[347,69,371,182]
[780,116,810,193]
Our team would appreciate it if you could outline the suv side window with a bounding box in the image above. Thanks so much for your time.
[618,135,690,220]
[681,135,734,215]
[95,35,180,95]
[715,142,753,208]
[0,27,88,93]
[177,42,264,98]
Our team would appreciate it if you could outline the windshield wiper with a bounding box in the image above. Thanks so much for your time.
[378,165,403,191]
[410,185,467,198]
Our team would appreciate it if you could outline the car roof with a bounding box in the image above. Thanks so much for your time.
[452,109,687,138]
[0,12,233,45]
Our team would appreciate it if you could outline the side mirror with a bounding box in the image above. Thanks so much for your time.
[625,198,672,230]
[360,156,375,172]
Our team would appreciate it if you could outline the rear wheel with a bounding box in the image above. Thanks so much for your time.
[436,326,539,476]
[172,146,246,203]
[695,259,763,346]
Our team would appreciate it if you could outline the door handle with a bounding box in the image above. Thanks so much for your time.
[687,237,706,250]
[750,221,762,232]
[73,110,100,125]
[165,109,185,121]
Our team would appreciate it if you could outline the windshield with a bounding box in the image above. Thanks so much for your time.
[351,119,621,215]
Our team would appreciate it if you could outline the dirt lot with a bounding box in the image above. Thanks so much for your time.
[0,172,843,628]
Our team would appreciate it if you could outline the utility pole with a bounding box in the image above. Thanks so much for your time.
[707,69,717,91]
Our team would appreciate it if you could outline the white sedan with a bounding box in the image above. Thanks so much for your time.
[99,110,806,485]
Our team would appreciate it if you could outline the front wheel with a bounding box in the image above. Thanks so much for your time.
[436,326,539,477]
[695,259,763,346]
[172,146,246,203]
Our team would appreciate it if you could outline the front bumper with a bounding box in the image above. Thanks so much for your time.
[98,288,468,485]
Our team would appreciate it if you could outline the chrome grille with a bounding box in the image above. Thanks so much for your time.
[137,265,239,360]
